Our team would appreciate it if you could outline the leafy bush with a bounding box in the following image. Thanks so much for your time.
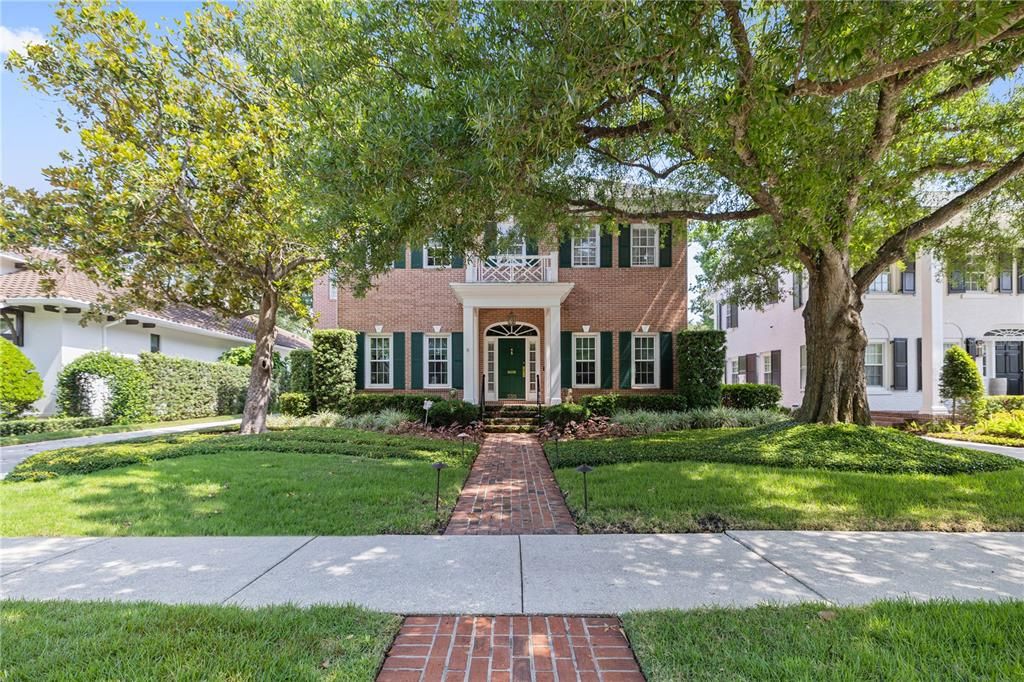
[288,349,314,394]
[218,344,285,374]
[971,410,1024,439]
[57,351,150,423]
[279,392,313,417]
[312,329,357,412]
[138,353,248,420]
[426,399,478,427]
[348,393,435,417]
[676,330,726,409]
[940,346,984,422]
[269,408,411,432]
[579,393,688,416]
[721,384,781,410]
[0,415,108,437]
[611,407,787,435]
[544,402,591,427]
[0,338,44,418]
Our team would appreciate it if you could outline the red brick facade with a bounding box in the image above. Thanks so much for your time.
[312,223,687,403]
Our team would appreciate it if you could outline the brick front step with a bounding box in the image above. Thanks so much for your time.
[482,424,537,434]
[484,416,540,425]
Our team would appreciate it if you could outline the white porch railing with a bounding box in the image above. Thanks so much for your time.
[466,253,558,283]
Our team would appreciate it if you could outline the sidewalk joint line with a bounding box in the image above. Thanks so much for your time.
[724,531,835,605]
[219,535,318,605]
[517,535,525,614]
[1,537,113,578]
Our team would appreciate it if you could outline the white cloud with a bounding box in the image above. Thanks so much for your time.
[0,26,45,56]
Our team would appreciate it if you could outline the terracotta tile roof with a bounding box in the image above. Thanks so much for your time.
[0,250,311,350]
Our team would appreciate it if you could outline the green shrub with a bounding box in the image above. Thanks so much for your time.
[676,330,726,409]
[0,338,44,418]
[426,399,478,427]
[313,329,357,412]
[138,353,248,420]
[611,407,787,435]
[348,393,435,417]
[288,349,314,394]
[971,410,1024,439]
[579,393,688,416]
[218,344,285,373]
[279,392,312,417]
[0,415,108,437]
[721,384,781,410]
[57,351,150,423]
[544,402,591,427]
[940,346,984,422]
[269,408,412,432]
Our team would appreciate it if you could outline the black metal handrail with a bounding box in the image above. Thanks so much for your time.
[536,373,542,421]
[479,373,485,419]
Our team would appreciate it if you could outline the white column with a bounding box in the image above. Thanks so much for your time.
[920,251,947,415]
[463,304,478,404]
[545,305,562,405]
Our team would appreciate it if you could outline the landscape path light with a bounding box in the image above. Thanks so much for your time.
[575,464,594,513]
[432,461,449,513]
[456,432,469,461]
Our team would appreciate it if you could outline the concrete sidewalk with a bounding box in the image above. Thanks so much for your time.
[923,435,1024,462]
[2,532,1021,614]
[0,419,240,477]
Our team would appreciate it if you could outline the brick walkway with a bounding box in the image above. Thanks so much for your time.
[443,433,577,536]
[377,616,644,682]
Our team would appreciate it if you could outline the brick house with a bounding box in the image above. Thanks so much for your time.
[313,221,687,405]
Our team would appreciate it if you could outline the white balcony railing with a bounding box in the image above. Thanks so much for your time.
[466,253,558,283]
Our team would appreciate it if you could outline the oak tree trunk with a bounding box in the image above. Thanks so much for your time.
[239,288,279,435]
[795,249,872,425]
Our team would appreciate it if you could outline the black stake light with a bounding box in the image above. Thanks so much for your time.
[551,432,560,469]
[456,432,469,461]
[432,461,449,512]
[575,464,594,513]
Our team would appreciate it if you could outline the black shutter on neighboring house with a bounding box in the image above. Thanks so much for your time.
[792,271,803,308]
[729,303,739,329]
[410,246,423,269]
[659,332,674,389]
[393,246,406,270]
[658,224,673,267]
[600,232,613,267]
[410,332,423,389]
[354,332,365,389]
[892,338,908,391]
[771,349,781,386]
[716,303,723,330]
[393,332,406,389]
[561,331,573,389]
[451,332,464,389]
[745,354,758,384]
[916,337,923,391]
[619,332,632,388]
[559,238,572,268]
[618,225,632,268]
[600,331,613,388]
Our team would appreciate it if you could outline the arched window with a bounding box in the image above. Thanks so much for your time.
[485,322,538,337]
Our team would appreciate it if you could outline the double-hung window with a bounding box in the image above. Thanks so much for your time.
[762,352,773,385]
[426,334,450,387]
[424,241,450,268]
[632,334,658,388]
[864,342,885,387]
[900,262,916,294]
[0,307,25,347]
[572,226,600,267]
[998,257,1014,293]
[328,272,338,300]
[367,334,393,388]
[150,334,161,353]
[573,334,598,388]
[631,225,658,267]
[731,358,745,385]
[867,271,891,294]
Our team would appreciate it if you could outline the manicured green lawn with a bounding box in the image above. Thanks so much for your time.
[550,424,1023,532]
[624,601,1024,681]
[1,428,475,535]
[0,600,399,681]
[0,414,240,446]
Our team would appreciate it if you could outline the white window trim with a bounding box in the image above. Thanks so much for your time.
[572,333,600,388]
[424,333,452,389]
[799,345,807,391]
[864,340,887,392]
[366,333,394,389]
[571,226,601,268]
[631,333,659,389]
[761,351,772,385]
[328,272,338,300]
[631,225,659,268]
[423,241,449,269]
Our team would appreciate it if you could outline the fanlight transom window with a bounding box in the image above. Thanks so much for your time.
[486,323,538,337]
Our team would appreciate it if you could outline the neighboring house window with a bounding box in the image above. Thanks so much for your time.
[150,334,161,353]
[900,262,916,294]
[632,334,658,388]
[0,307,24,347]
[631,225,658,267]
[792,271,804,308]
[730,358,745,385]
[762,352,772,385]
[572,226,600,267]
[948,261,986,293]
[572,334,599,388]
[799,345,807,389]
[725,302,738,329]
[424,241,450,268]
[328,272,338,300]
[867,270,891,293]
[864,342,885,387]
[367,334,393,388]
[997,257,1014,293]
[425,334,450,387]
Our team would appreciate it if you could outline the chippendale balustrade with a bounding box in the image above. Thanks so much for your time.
[466,254,558,283]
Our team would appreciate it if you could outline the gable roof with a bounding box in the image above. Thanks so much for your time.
[0,250,311,350]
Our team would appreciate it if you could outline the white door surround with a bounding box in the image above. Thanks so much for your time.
[483,322,540,402]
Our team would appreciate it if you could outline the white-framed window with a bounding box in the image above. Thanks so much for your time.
[867,270,891,294]
[632,334,658,387]
[730,357,744,385]
[799,345,807,390]
[572,226,600,267]
[367,334,393,388]
[864,342,885,387]
[424,241,449,269]
[328,272,338,300]
[486,340,496,395]
[496,223,526,257]
[762,352,772,385]
[572,333,599,388]
[425,334,450,387]
[631,225,659,267]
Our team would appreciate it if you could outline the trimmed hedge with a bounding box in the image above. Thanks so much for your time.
[279,392,313,417]
[57,351,150,424]
[676,330,726,410]
[0,338,44,418]
[580,393,688,417]
[544,402,590,427]
[138,353,248,420]
[425,399,478,427]
[348,393,436,417]
[313,330,357,412]
[721,384,781,410]
[289,349,314,394]
[0,415,108,437]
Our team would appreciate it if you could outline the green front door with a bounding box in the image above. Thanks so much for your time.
[498,338,526,399]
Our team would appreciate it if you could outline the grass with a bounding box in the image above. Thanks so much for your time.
[546,421,1021,474]
[624,601,1024,681]
[0,600,399,681]
[1,428,476,536]
[0,414,240,446]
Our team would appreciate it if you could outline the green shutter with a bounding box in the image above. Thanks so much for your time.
[561,331,573,389]
[392,332,405,389]
[354,332,365,389]
[600,232,613,268]
[618,225,631,268]
[619,331,632,388]
[558,238,572,268]
[410,332,423,389]
[526,239,539,256]
[393,246,406,270]
[452,253,464,269]
[451,332,464,389]
[600,331,613,388]
[659,331,673,389]
[410,246,423,269]
[658,224,673,267]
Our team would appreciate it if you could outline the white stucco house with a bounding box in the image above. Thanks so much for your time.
[1,250,310,415]
[714,250,1024,418]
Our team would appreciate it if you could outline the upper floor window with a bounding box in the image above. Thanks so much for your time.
[948,261,986,293]
[724,302,738,329]
[864,342,885,387]
[150,333,161,353]
[761,351,773,385]
[867,271,891,294]
[632,334,658,388]
[572,227,600,268]
[328,272,338,300]
[900,262,916,294]
[0,307,24,347]
[426,334,450,387]
[631,225,658,267]
[997,257,1014,293]
[792,271,805,308]
[424,241,450,268]
[573,334,599,388]
[496,223,526,257]
[367,334,393,388]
